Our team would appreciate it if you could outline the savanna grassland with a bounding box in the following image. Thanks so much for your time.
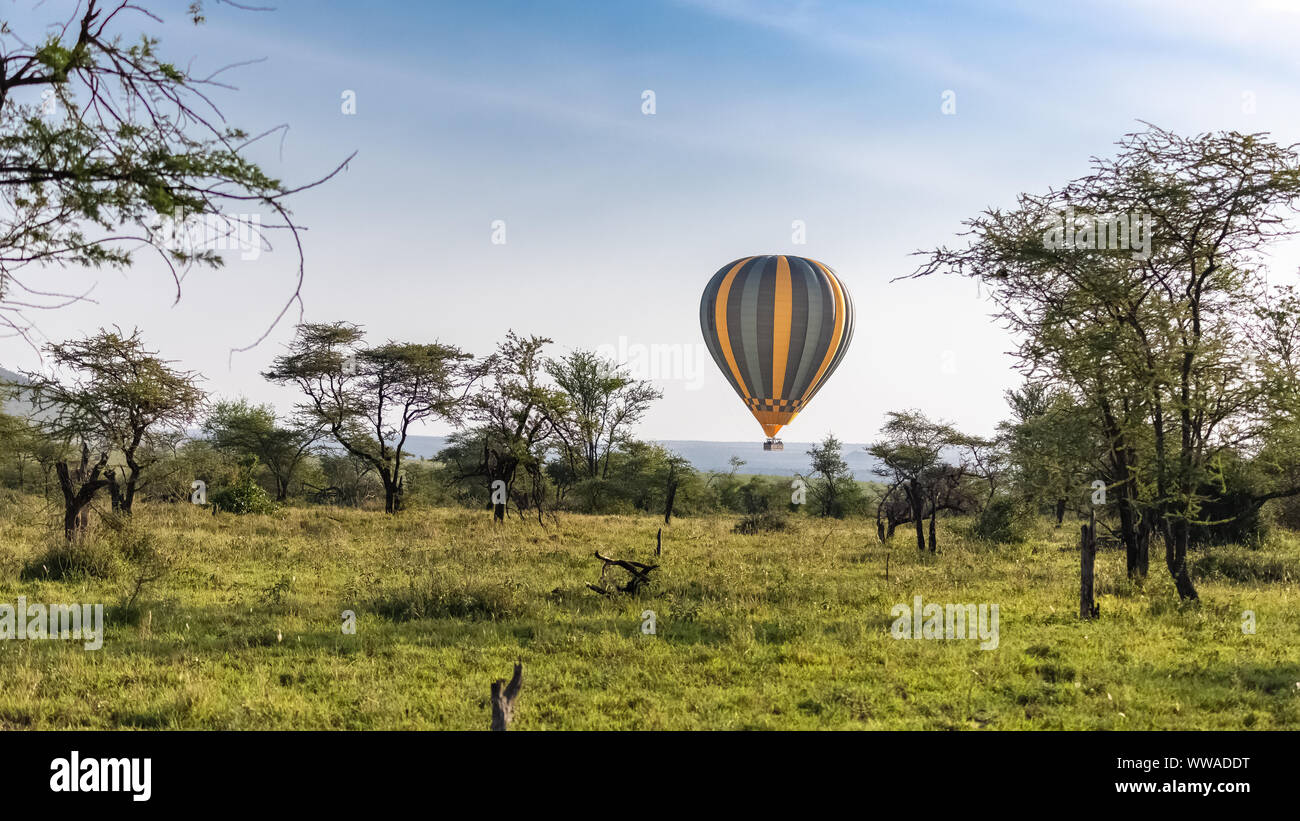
[0,494,1297,730]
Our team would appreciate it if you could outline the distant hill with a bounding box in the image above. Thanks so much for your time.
[0,366,33,417]
[399,435,880,479]
[656,439,880,479]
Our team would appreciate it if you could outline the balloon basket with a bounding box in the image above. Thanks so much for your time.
[762,438,784,452]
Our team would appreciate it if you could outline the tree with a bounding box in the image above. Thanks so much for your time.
[264,322,480,513]
[999,384,1097,528]
[20,327,204,535]
[913,125,1300,599]
[869,411,983,552]
[0,1,349,342]
[444,332,568,522]
[805,434,860,518]
[546,350,661,503]
[306,450,381,507]
[601,440,696,519]
[202,399,321,501]
[0,409,42,491]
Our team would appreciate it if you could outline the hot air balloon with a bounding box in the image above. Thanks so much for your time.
[699,255,855,451]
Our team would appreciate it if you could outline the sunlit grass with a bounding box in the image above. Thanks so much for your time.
[0,495,1296,729]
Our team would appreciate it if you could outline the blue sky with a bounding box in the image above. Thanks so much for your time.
[6,0,1300,442]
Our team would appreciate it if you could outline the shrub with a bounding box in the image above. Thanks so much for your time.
[1192,549,1297,583]
[21,538,120,581]
[1190,484,1266,547]
[211,464,278,515]
[734,509,789,534]
[369,576,523,621]
[973,496,1035,544]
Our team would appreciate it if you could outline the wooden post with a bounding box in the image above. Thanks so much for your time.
[490,662,523,731]
[1080,510,1099,620]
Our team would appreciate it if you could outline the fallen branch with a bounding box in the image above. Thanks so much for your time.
[588,550,659,596]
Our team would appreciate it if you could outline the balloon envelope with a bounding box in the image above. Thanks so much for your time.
[699,255,855,439]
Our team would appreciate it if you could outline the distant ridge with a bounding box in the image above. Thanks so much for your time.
[0,366,33,417]
[396,435,880,479]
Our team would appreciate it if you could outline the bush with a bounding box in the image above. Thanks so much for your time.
[369,577,523,621]
[973,496,1035,544]
[1192,549,1297,583]
[1190,484,1266,547]
[734,509,790,534]
[21,538,120,580]
[211,464,278,515]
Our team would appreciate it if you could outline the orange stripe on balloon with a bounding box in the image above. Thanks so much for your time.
[772,256,792,400]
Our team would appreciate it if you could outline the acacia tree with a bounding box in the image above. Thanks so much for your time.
[21,328,204,535]
[546,350,661,495]
[264,322,481,513]
[202,399,322,501]
[0,1,349,342]
[914,125,1300,599]
[443,332,569,522]
[869,411,961,552]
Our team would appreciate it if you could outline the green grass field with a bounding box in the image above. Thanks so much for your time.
[0,496,1297,730]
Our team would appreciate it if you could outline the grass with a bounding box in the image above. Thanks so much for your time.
[0,494,1297,730]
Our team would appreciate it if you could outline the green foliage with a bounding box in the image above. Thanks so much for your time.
[736,475,791,515]
[1,5,335,329]
[805,434,864,518]
[144,439,241,503]
[201,399,319,501]
[973,496,1036,544]
[999,384,1095,512]
[264,322,477,512]
[210,462,278,515]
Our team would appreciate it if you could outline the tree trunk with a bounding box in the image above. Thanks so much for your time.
[1054,498,1066,527]
[927,509,937,552]
[107,469,124,513]
[1136,515,1150,577]
[663,479,678,525]
[909,481,925,552]
[383,475,399,513]
[1165,519,1198,600]
[55,448,108,542]
[1118,493,1139,579]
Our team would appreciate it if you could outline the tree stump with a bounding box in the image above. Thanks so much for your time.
[1080,511,1099,620]
[490,662,523,731]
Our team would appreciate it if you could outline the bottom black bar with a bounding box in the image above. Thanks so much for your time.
[8,731,1288,809]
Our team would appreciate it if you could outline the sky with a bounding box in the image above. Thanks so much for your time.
[5,0,1300,443]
